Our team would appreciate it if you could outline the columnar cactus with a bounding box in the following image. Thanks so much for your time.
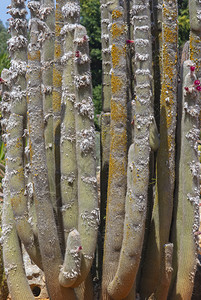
[1,0,98,299]
[0,0,201,299]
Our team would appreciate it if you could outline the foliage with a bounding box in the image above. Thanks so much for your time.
[0,21,10,55]
[80,0,102,118]
[178,0,189,46]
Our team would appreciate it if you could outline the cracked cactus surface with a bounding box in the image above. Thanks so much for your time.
[0,0,201,299]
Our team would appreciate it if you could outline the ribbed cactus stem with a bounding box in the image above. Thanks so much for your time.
[59,229,82,287]
[27,2,76,299]
[7,113,42,269]
[60,0,80,244]
[101,0,112,112]
[52,0,65,204]
[6,0,43,269]
[169,60,200,299]
[140,0,178,297]
[71,25,99,287]
[148,243,173,300]
[102,4,128,299]
[189,0,201,78]
[8,0,27,116]
[2,115,35,300]
[107,1,153,299]
[40,0,56,213]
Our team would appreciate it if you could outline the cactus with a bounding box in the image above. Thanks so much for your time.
[1,0,201,299]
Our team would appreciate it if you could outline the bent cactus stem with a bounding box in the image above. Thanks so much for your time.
[71,25,99,287]
[27,2,76,299]
[102,4,128,299]
[169,60,200,299]
[7,0,42,269]
[107,1,153,298]
[2,115,35,300]
[8,114,42,269]
[59,229,82,287]
[140,0,178,297]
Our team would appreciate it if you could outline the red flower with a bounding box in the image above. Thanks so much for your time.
[75,51,80,57]
[194,80,200,85]
[190,66,195,72]
[0,78,4,83]
[126,39,134,44]
[196,85,201,91]
[184,87,189,91]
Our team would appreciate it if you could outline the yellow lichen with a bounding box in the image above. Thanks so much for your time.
[111,23,126,39]
[111,44,126,68]
[52,90,61,112]
[112,9,123,19]
[54,43,62,59]
[53,68,62,88]
[111,72,123,94]
[111,99,126,123]
[28,50,40,61]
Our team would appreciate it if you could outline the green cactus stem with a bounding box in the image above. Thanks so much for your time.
[148,243,173,300]
[6,0,42,269]
[59,229,82,287]
[140,0,178,297]
[100,0,112,280]
[60,0,80,244]
[71,24,99,287]
[102,3,129,299]
[2,114,35,300]
[40,0,57,214]
[52,0,65,208]
[106,1,153,298]
[27,2,76,298]
[169,60,200,299]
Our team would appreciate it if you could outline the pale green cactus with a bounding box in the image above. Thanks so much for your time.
[1,0,201,299]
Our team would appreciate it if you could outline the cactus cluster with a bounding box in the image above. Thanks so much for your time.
[0,0,200,299]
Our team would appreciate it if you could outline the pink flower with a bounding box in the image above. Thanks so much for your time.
[194,80,200,85]
[126,39,134,44]
[0,78,4,84]
[184,87,189,91]
[75,51,80,57]
[83,35,87,41]
[196,85,201,91]
[190,66,195,72]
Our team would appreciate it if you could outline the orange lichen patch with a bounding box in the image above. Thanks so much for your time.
[190,32,201,72]
[54,43,62,59]
[163,5,177,23]
[107,152,127,192]
[111,44,126,68]
[163,25,178,45]
[112,9,123,19]
[111,23,126,39]
[111,99,126,123]
[53,68,62,88]
[28,50,40,61]
[52,90,61,112]
[55,4,63,22]
[111,72,123,94]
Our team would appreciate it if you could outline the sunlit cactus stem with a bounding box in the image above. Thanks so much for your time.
[72,24,99,288]
[60,0,80,245]
[2,114,35,300]
[140,0,178,298]
[27,1,76,299]
[169,60,200,299]
[102,3,129,299]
